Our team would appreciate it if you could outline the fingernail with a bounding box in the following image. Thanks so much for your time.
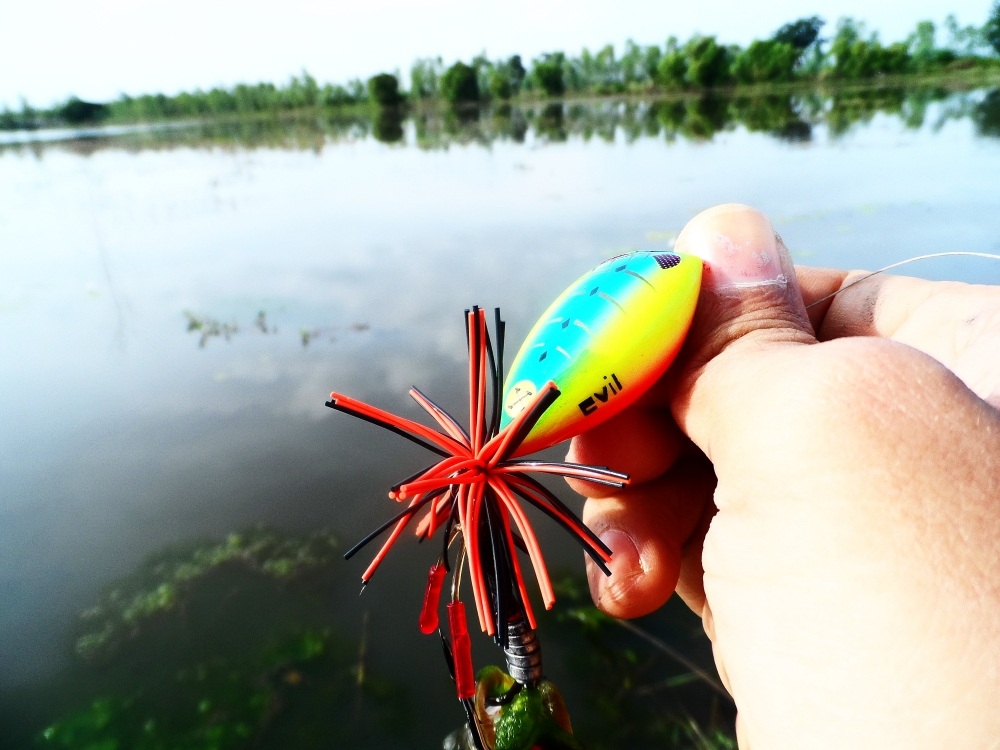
[588,528,642,603]
[677,205,793,296]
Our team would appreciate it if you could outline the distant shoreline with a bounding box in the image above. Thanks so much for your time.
[5,11,1000,132]
[4,81,997,155]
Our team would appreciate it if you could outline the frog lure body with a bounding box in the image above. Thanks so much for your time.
[443,667,581,750]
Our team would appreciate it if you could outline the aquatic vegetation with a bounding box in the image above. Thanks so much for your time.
[75,527,339,661]
[547,577,736,750]
[40,629,333,750]
[24,528,414,750]
[37,622,412,750]
[183,309,371,348]
[183,311,240,348]
[10,523,734,749]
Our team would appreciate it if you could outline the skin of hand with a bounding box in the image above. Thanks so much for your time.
[566,204,1000,749]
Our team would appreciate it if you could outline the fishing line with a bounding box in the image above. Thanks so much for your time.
[806,251,1000,309]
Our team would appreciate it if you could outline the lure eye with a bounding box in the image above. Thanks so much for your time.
[502,380,537,420]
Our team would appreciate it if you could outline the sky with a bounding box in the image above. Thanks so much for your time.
[1,0,993,110]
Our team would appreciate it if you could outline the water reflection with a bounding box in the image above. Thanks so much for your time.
[4,86,1000,157]
[973,88,1000,137]
[372,107,405,144]
[728,94,811,140]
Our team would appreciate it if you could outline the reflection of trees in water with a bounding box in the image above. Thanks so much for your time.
[973,88,1000,137]
[4,86,998,158]
[818,85,1000,137]
[493,103,529,143]
[676,96,730,140]
[372,106,405,143]
[825,87,910,136]
[0,112,373,157]
[729,94,812,141]
[536,102,568,142]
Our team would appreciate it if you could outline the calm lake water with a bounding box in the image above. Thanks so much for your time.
[2,87,1000,747]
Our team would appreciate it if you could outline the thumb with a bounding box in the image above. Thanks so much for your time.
[670,204,816,459]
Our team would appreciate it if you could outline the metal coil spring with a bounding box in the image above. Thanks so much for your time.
[503,618,543,687]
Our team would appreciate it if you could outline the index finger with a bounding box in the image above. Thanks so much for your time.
[795,265,1000,406]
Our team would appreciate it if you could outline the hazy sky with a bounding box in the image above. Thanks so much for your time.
[2,0,992,109]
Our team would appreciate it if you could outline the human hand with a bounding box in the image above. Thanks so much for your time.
[567,204,1000,748]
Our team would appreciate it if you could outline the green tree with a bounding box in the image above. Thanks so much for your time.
[0,106,18,130]
[231,84,255,113]
[641,44,663,82]
[986,1,1000,55]
[829,16,863,66]
[620,40,645,85]
[489,66,514,99]
[470,53,494,99]
[367,73,403,106]
[284,71,319,108]
[440,61,480,104]
[487,55,527,100]
[321,83,356,106]
[655,37,687,88]
[410,57,443,99]
[231,82,280,113]
[206,87,235,113]
[943,14,986,56]
[772,16,824,50]
[731,40,798,83]
[830,18,911,78]
[908,20,937,64]
[772,15,826,76]
[906,20,956,69]
[19,97,38,125]
[346,78,367,102]
[564,48,592,92]
[59,96,108,124]
[532,52,567,96]
[508,55,527,91]
[593,43,623,92]
[683,36,732,87]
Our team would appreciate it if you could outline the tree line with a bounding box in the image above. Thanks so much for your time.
[3,9,1000,131]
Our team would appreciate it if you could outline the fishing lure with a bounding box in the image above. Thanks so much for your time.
[326,250,702,747]
[500,250,702,456]
[442,664,582,750]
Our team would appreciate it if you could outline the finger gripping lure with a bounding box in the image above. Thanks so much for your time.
[325,250,701,748]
